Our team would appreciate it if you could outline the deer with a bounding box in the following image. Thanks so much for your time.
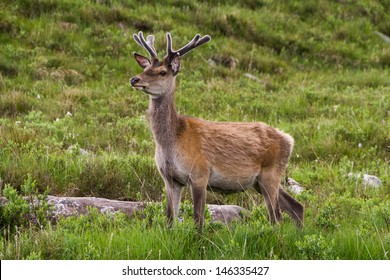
[130,31,304,230]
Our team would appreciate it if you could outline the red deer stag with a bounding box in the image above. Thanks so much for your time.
[130,32,304,230]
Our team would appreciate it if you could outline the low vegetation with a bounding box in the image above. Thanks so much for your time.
[0,0,389,259]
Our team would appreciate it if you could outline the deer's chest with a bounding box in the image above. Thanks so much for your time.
[154,146,189,185]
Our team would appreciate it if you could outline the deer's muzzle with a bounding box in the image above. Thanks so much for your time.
[130,77,140,86]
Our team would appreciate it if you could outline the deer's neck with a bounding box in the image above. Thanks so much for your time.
[148,86,180,148]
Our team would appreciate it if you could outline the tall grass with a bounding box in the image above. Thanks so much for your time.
[1,198,388,260]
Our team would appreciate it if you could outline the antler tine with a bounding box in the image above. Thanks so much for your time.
[175,34,201,56]
[133,31,158,61]
[166,33,211,61]
[133,33,143,47]
[138,31,158,60]
[165,32,176,61]
[193,35,211,48]
[146,35,157,55]
[179,35,210,56]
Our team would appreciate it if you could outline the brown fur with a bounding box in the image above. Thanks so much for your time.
[130,32,304,230]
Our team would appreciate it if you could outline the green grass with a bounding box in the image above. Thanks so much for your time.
[0,0,389,259]
[1,198,388,260]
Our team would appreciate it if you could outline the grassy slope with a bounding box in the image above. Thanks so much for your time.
[0,0,389,259]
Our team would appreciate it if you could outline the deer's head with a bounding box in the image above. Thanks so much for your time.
[130,32,211,98]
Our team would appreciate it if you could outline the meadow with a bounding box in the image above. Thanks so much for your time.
[0,0,389,259]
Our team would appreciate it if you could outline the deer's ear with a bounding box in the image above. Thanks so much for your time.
[170,55,180,76]
[133,52,151,69]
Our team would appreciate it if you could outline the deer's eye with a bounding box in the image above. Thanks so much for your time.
[159,71,167,76]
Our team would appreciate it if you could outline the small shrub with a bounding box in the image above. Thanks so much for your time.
[0,175,51,236]
[371,201,390,231]
[296,234,336,260]
[137,199,212,229]
[0,91,33,117]
[380,48,390,67]
[0,60,18,77]
[23,251,43,260]
[315,202,338,230]
[139,201,167,229]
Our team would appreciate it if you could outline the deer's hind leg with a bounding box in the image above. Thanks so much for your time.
[255,169,282,225]
[278,187,304,227]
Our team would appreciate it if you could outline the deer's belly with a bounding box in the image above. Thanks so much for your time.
[207,169,257,192]
[156,151,258,192]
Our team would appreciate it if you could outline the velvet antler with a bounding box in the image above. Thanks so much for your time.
[165,33,211,62]
[133,31,158,61]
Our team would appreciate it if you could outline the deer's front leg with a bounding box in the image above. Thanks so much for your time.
[190,177,208,231]
[165,178,183,226]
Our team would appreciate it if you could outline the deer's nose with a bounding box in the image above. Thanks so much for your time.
[130,77,140,86]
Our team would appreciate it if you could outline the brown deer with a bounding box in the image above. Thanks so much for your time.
[130,32,304,230]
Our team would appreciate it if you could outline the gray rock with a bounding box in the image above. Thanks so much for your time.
[47,196,145,219]
[347,173,382,188]
[1,195,245,225]
[286,177,304,194]
[362,174,382,188]
[208,204,246,224]
[244,73,262,83]
[208,58,217,67]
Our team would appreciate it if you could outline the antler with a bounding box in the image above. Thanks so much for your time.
[165,33,211,62]
[133,31,158,61]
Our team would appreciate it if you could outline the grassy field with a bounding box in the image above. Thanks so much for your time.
[0,0,389,259]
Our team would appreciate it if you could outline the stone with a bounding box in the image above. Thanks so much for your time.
[362,174,382,188]
[207,204,246,224]
[347,173,382,188]
[208,58,217,67]
[244,73,262,83]
[286,177,304,194]
[0,195,245,225]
